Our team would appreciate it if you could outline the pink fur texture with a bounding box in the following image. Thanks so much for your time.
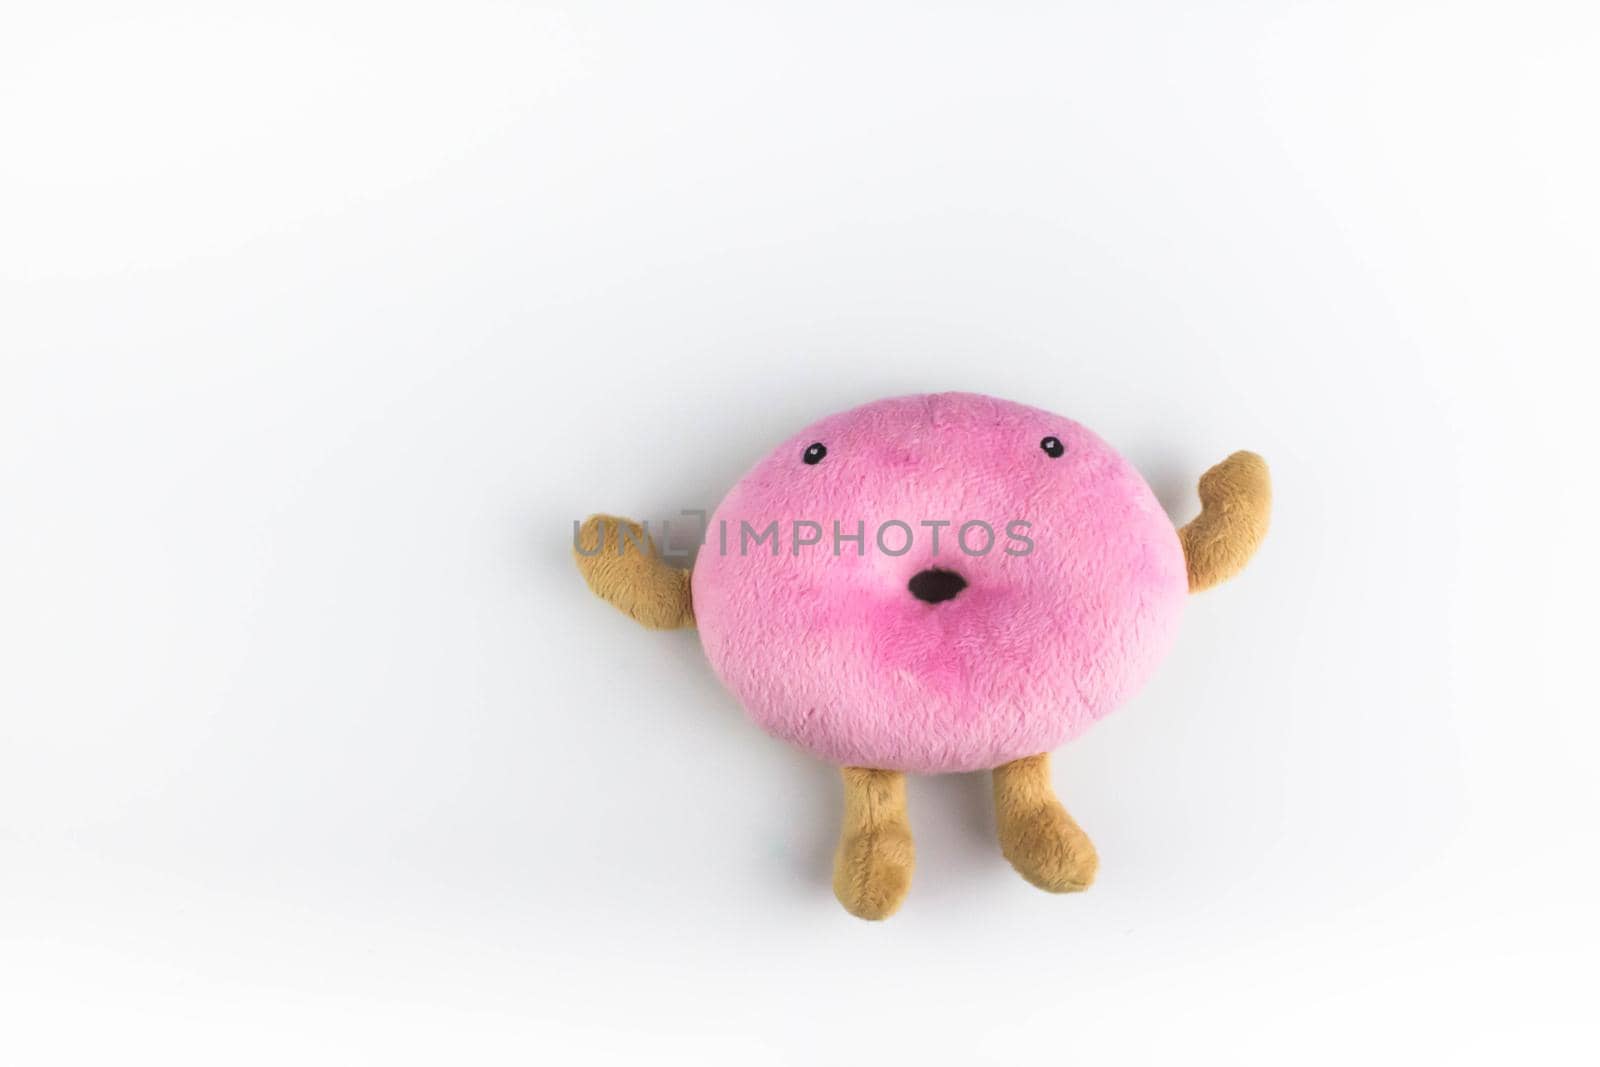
[691,393,1187,774]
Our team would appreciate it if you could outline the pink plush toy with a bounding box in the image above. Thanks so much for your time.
[575,392,1270,919]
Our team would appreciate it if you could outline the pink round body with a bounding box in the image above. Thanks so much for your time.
[691,393,1187,774]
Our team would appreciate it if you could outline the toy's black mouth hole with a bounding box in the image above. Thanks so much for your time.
[908,568,967,604]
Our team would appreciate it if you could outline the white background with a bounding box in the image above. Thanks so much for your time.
[3,3,1597,1063]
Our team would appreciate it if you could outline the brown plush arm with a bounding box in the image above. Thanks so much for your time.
[1177,451,1271,593]
[572,514,695,630]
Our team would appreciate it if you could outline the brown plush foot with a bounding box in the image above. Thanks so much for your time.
[832,768,914,920]
[993,754,1098,893]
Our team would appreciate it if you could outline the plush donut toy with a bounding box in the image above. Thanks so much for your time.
[573,392,1270,919]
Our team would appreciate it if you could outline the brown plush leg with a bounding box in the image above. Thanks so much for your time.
[832,768,915,920]
[992,753,1098,893]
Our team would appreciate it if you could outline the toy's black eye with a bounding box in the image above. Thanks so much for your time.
[1040,436,1065,458]
[803,442,827,465]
